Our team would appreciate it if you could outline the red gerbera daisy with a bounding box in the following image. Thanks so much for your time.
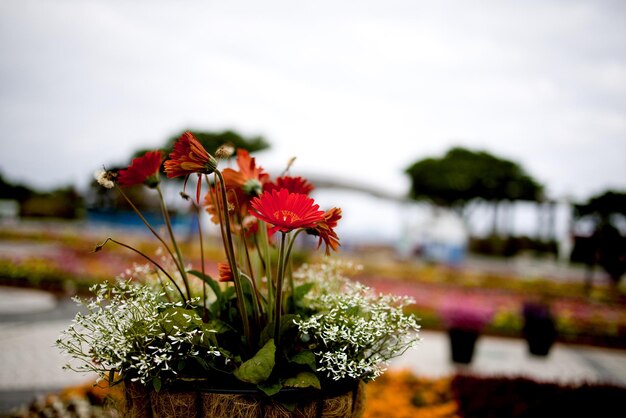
[249,188,325,232]
[307,207,342,255]
[263,176,315,196]
[164,132,217,178]
[117,151,163,188]
[217,262,234,282]
[222,149,269,196]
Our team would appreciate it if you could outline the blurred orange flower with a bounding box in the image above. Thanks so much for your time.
[307,207,342,255]
[222,149,269,196]
[217,262,233,282]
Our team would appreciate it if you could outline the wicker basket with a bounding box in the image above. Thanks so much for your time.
[123,380,366,418]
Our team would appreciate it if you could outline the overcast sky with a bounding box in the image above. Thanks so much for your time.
[1,0,625,204]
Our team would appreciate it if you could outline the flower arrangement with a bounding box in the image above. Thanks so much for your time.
[56,132,421,408]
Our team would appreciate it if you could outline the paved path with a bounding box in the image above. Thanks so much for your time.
[1,286,625,415]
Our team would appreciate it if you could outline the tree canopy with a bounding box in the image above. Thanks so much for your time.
[574,190,626,220]
[0,172,34,202]
[133,129,270,159]
[405,147,543,208]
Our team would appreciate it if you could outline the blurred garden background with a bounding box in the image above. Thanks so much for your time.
[1,1,626,417]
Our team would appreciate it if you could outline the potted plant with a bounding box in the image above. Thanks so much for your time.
[440,297,493,364]
[522,299,557,357]
[57,133,422,417]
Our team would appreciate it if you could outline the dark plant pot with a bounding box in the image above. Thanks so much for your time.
[123,379,366,418]
[448,328,479,364]
[523,303,557,357]
[523,318,557,356]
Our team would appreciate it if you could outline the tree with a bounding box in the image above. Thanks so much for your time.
[405,147,543,208]
[405,147,544,237]
[91,129,271,214]
[132,129,270,159]
[573,190,626,290]
[0,172,34,202]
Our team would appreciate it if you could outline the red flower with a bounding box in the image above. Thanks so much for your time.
[164,132,217,178]
[307,207,342,255]
[217,262,233,282]
[249,188,325,233]
[264,176,315,196]
[117,151,163,188]
[222,149,269,196]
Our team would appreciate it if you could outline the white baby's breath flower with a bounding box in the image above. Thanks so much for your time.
[295,277,421,382]
[56,280,220,385]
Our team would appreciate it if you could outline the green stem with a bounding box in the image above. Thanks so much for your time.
[274,232,287,346]
[96,238,186,301]
[156,184,191,300]
[193,193,208,319]
[257,219,274,322]
[215,170,252,351]
[282,229,305,313]
[235,206,263,317]
[115,186,178,267]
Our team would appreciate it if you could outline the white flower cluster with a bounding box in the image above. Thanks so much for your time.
[294,259,362,297]
[295,281,421,382]
[57,280,219,386]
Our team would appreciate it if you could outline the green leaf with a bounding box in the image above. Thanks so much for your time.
[193,356,210,371]
[257,381,282,397]
[234,339,275,384]
[194,323,218,347]
[161,307,203,334]
[205,319,235,334]
[293,282,314,302]
[279,314,298,337]
[188,270,222,300]
[153,377,162,392]
[289,351,317,372]
[259,314,298,344]
[283,372,321,389]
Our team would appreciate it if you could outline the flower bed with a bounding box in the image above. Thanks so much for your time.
[358,274,626,349]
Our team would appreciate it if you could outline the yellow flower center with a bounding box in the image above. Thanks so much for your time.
[274,210,300,223]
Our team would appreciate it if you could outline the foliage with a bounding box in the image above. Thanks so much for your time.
[572,189,626,286]
[574,190,626,219]
[0,171,84,218]
[159,129,269,158]
[405,147,543,209]
[0,171,33,202]
[19,186,84,219]
[468,235,558,257]
[0,257,105,294]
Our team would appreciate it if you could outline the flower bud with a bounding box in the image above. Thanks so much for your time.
[215,143,235,159]
[94,169,116,189]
